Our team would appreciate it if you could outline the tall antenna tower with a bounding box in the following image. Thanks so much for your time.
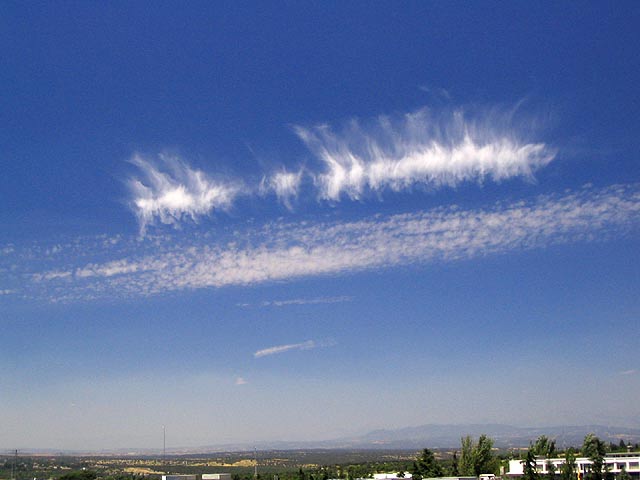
[254,447,258,479]
[162,426,166,465]
[11,449,18,480]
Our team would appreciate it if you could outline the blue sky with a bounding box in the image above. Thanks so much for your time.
[1,2,639,450]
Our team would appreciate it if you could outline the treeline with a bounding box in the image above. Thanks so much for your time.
[232,461,417,480]
[228,435,502,480]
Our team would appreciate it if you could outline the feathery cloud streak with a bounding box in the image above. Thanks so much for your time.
[128,154,241,234]
[259,169,303,210]
[295,109,555,201]
[254,340,316,358]
[126,107,554,231]
[261,296,353,307]
[6,184,639,302]
[238,296,353,308]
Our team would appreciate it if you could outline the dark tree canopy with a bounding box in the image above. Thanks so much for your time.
[59,471,98,480]
[458,435,475,476]
[560,448,577,480]
[473,434,496,475]
[523,450,539,480]
[531,436,557,457]
[457,434,498,476]
[582,434,607,480]
[412,448,443,479]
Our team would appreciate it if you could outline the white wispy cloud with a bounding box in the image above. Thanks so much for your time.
[260,169,303,209]
[128,154,242,234]
[33,270,73,281]
[7,184,640,302]
[261,296,353,307]
[238,296,353,308]
[419,84,452,100]
[295,108,555,201]
[254,340,316,358]
[235,377,248,385]
[123,106,555,231]
[618,369,637,376]
[76,259,142,278]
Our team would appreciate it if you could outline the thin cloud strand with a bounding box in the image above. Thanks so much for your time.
[262,296,353,307]
[254,340,316,358]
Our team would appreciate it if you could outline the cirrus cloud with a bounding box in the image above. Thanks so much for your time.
[125,106,556,232]
[128,154,242,234]
[295,108,555,201]
[254,340,316,358]
[260,169,303,210]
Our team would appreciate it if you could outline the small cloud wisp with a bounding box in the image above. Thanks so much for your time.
[254,340,316,358]
[260,169,303,210]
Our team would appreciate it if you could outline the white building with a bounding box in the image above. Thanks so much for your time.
[202,474,232,480]
[507,452,640,478]
[373,473,413,480]
[422,477,476,480]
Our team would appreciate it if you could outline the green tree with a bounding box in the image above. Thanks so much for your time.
[473,434,497,475]
[582,434,607,480]
[413,449,443,479]
[531,436,557,480]
[412,462,422,480]
[59,472,98,480]
[457,434,497,476]
[531,436,557,457]
[523,450,539,480]
[619,466,631,480]
[459,436,475,476]
[560,448,577,480]
[451,452,459,477]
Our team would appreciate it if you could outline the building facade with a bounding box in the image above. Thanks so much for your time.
[507,453,640,479]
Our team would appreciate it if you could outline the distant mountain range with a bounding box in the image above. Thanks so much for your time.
[333,423,640,449]
[17,424,640,455]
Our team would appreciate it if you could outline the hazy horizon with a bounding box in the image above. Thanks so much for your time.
[6,422,640,453]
